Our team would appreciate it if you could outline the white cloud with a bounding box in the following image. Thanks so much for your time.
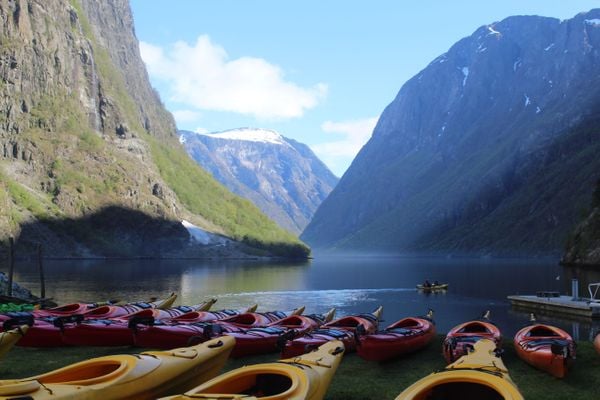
[312,117,379,175]
[140,36,327,120]
[171,109,202,124]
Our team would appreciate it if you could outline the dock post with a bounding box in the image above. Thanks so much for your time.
[7,237,14,296]
[571,278,579,301]
[37,244,45,299]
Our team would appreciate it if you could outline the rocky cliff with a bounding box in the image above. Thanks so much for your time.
[563,180,600,266]
[302,10,600,256]
[180,128,338,234]
[0,0,308,258]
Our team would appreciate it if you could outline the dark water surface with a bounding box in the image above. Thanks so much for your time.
[9,256,600,340]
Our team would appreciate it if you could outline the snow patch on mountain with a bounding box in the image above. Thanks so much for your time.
[487,25,501,36]
[585,19,600,26]
[182,220,227,246]
[461,67,469,86]
[197,128,288,145]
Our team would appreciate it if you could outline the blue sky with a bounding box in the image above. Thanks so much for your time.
[130,1,598,176]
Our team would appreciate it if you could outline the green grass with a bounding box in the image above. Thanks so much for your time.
[1,336,599,399]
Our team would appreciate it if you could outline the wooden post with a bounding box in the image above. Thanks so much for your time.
[38,244,45,299]
[7,237,14,297]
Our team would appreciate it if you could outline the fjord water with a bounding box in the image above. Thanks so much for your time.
[11,256,600,340]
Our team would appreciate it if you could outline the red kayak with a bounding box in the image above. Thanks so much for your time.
[222,309,337,358]
[281,306,383,358]
[268,308,336,333]
[442,311,501,363]
[60,300,217,347]
[30,300,116,318]
[167,305,258,323]
[5,314,83,347]
[118,299,217,321]
[32,293,177,319]
[514,320,575,378]
[80,295,176,319]
[216,306,305,329]
[132,307,302,349]
[356,310,435,362]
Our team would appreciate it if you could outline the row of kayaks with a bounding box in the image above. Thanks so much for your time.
[0,321,521,400]
[0,297,437,362]
[0,296,583,399]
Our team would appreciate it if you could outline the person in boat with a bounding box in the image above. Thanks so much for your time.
[433,280,439,286]
[424,280,432,288]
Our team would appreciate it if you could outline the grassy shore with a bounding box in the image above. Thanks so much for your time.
[1,336,599,399]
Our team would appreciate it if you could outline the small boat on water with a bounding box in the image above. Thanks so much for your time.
[356,310,435,362]
[0,325,28,359]
[514,314,575,378]
[416,283,448,291]
[442,310,501,363]
[395,338,524,400]
[0,336,234,400]
[159,340,345,400]
[282,306,383,358]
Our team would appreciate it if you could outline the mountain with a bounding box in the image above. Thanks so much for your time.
[563,180,600,266]
[0,0,308,258]
[302,10,600,256]
[180,128,339,234]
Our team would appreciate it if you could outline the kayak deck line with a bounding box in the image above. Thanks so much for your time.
[507,295,600,318]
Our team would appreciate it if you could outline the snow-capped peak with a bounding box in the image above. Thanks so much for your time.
[196,128,287,145]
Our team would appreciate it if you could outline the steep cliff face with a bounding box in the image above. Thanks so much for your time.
[0,0,307,258]
[563,181,600,266]
[79,0,175,142]
[180,128,339,234]
[302,10,600,255]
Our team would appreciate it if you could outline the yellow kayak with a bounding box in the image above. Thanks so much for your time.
[0,325,29,359]
[0,336,234,399]
[160,340,345,400]
[395,339,523,400]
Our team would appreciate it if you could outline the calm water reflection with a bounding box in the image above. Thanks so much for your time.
[8,256,600,340]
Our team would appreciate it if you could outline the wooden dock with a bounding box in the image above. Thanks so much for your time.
[507,295,600,319]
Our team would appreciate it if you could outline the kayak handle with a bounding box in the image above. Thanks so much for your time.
[207,340,224,348]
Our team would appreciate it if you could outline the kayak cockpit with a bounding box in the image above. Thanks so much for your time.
[392,318,421,329]
[526,326,560,337]
[215,373,293,396]
[459,322,492,333]
[37,360,125,385]
[191,368,302,399]
[32,355,162,386]
[417,381,504,400]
